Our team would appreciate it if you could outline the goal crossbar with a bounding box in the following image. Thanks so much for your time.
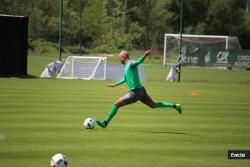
[165,34,230,39]
[57,56,107,80]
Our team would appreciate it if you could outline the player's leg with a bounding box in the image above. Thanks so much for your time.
[140,87,182,114]
[96,97,124,128]
[96,90,141,128]
[103,97,127,125]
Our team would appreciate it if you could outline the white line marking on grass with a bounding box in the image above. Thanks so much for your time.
[0,133,5,141]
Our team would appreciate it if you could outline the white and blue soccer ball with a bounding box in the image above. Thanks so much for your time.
[50,153,68,167]
[83,118,95,129]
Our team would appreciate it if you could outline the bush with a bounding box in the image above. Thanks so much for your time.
[29,39,90,56]
[93,30,134,53]
[29,39,58,55]
[65,45,89,54]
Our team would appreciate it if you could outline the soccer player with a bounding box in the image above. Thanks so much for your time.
[96,50,182,128]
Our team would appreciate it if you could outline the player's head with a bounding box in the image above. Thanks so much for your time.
[118,51,129,65]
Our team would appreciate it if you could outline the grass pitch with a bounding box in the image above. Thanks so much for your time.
[0,55,250,167]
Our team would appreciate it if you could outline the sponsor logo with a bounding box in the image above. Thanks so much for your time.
[204,52,211,64]
[216,51,229,64]
[234,55,250,67]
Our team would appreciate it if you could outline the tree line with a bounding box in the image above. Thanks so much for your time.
[0,0,249,53]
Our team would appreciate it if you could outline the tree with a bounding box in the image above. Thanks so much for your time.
[1,0,249,51]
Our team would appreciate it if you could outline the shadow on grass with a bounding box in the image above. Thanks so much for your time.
[0,74,38,79]
[127,130,185,135]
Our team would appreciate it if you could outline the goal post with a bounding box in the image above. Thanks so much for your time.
[163,34,241,66]
[57,56,107,80]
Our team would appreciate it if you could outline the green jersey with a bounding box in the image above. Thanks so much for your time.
[115,56,145,90]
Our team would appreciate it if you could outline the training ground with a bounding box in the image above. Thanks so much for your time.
[0,55,250,167]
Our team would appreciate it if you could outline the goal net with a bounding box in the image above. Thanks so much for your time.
[163,34,241,66]
[57,56,107,80]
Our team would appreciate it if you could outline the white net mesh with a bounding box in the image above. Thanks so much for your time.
[57,56,106,80]
[163,34,241,66]
[174,36,241,49]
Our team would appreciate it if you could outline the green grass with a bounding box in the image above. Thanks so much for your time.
[0,55,250,167]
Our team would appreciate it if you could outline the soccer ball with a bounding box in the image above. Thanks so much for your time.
[50,153,68,167]
[83,118,95,129]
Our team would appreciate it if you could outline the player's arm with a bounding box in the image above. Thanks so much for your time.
[107,76,126,87]
[131,50,152,67]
